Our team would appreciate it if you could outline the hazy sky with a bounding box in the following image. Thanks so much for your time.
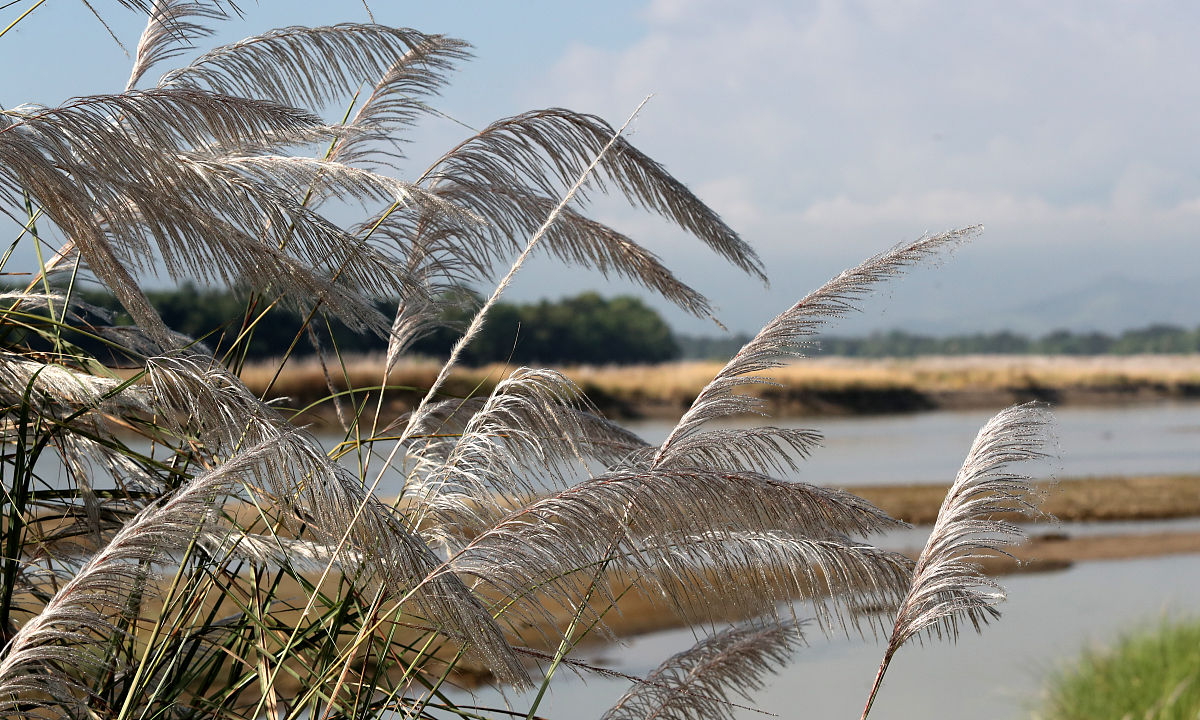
[3,1,1198,336]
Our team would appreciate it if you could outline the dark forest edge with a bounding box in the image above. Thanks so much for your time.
[19,284,679,366]
[681,325,1200,360]
[26,282,1200,366]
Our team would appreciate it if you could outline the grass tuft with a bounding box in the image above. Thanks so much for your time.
[1037,619,1200,720]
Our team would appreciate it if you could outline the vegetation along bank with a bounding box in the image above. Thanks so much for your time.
[229,353,1200,425]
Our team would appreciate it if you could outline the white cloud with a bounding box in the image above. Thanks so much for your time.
[520,0,1200,333]
[800,188,1200,232]
[10,2,1195,336]
[545,0,1200,205]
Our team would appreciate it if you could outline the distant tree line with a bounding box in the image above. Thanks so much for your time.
[37,284,680,365]
[20,282,1199,365]
[678,325,1200,360]
[412,291,679,365]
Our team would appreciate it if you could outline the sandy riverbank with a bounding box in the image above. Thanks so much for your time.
[850,474,1200,524]
[235,354,1200,426]
[437,472,1200,655]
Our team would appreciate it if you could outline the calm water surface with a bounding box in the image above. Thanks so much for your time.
[32,401,1196,490]
[621,402,1200,487]
[335,401,1200,496]
[448,555,1200,720]
[433,403,1200,719]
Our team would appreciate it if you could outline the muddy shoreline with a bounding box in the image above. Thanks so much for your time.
[848,474,1200,525]
[579,383,1200,420]
[506,475,1200,660]
[241,354,1200,427]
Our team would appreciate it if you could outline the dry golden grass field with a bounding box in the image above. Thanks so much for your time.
[236,353,1200,425]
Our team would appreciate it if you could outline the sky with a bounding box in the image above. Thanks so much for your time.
[2,0,1198,337]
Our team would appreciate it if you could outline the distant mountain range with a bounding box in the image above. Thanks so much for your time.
[981,275,1198,335]
[845,274,1200,337]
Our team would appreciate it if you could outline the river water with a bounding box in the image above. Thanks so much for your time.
[621,401,1200,487]
[431,402,1200,719]
[331,401,1200,496]
[40,401,1195,492]
[450,553,1200,719]
[29,401,1200,717]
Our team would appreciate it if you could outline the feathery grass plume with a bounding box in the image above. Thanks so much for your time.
[159,24,438,110]
[135,153,420,301]
[384,275,460,370]
[210,155,429,209]
[0,290,124,339]
[0,90,324,164]
[370,107,735,367]
[0,290,90,319]
[52,428,163,497]
[158,153,466,321]
[402,368,638,544]
[394,98,655,454]
[0,290,130,362]
[358,203,495,284]
[198,531,355,574]
[448,467,908,636]
[0,436,274,717]
[122,201,398,337]
[423,108,766,281]
[0,87,451,339]
[859,402,1052,719]
[366,194,496,371]
[126,0,228,90]
[637,531,912,634]
[399,393,650,466]
[626,426,823,477]
[37,422,194,566]
[367,213,503,372]
[324,34,471,172]
[425,181,716,318]
[655,226,980,467]
[0,89,342,346]
[363,156,719,368]
[0,355,149,418]
[52,426,116,548]
[143,356,530,687]
[212,154,484,230]
[0,5,1051,716]
[602,620,805,720]
[448,232,979,643]
[94,324,211,359]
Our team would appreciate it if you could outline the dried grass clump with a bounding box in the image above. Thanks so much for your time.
[0,3,1051,719]
[565,354,1200,411]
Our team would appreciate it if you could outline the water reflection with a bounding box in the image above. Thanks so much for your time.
[448,554,1200,719]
